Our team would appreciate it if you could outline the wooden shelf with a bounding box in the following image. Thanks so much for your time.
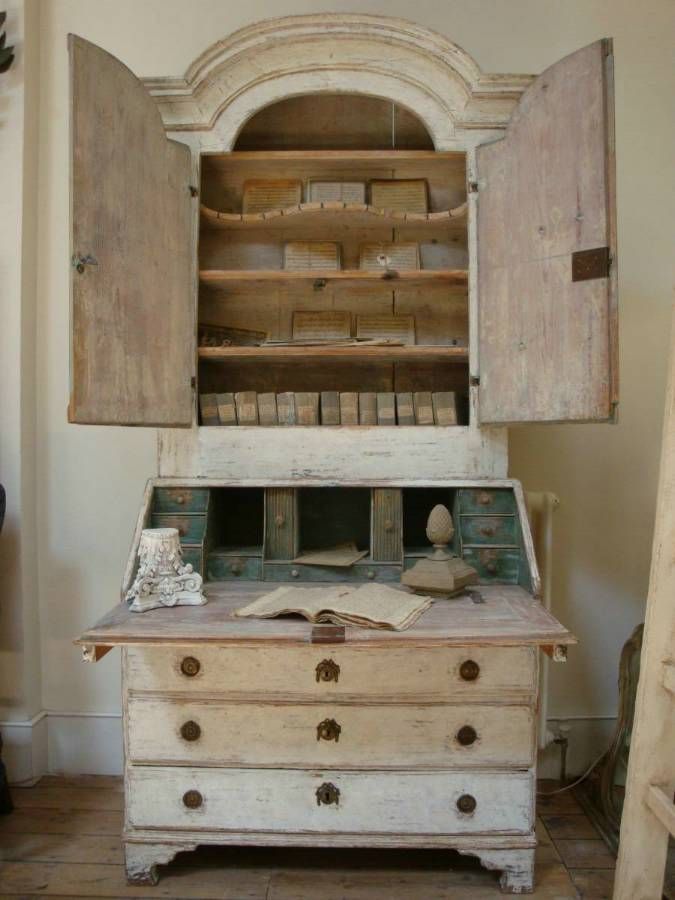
[214,150,465,162]
[199,269,468,289]
[201,201,467,231]
[198,344,469,363]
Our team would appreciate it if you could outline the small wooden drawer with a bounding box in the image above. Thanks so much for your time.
[462,548,520,583]
[125,645,537,702]
[458,489,516,515]
[127,698,534,768]
[127,766,534,835]
[153,488,210,514]
[263,562,401,583]
[151,514,207,544]
[207,555,262,581]
[460,516,518,546]
[180,547,203,575]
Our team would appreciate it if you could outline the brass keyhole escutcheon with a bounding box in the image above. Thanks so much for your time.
[317,718,341,742]
[459,659,480,682]
[180,720,201,742]
[180,656,201,677]
[456,793,476,814]
[316,782,340,806]
[456,725,477,746]
[315,659,340,683]
[182,789,203,809]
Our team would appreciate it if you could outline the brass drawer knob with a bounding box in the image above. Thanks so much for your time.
[180,656,201,677]
[477,492,492,506]
[485,561,498,574]
[480,525,496,537]
[457,793,476,814]
[182,789,203,809]
[317,718,341,742]
[180,720,201,742]
[459,659,480,682]
[456,725,478,746]
[316,782,340,806]
[316,658,340,683]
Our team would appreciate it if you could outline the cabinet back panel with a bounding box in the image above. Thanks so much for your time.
[299,488,371,553]
[208,489,264,551]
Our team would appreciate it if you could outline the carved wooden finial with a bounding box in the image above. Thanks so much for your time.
[401,504,478,597]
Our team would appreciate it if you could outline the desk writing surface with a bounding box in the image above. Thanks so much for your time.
[77,583,575,648]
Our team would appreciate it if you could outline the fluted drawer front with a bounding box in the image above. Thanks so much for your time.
[125,645,537,702]
[127,766,534,835]
[127,698,534,768]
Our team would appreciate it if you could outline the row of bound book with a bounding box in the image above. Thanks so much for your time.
[200,391,460,426]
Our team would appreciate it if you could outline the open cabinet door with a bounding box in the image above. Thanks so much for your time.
[477,40,617,425]
[69,36,194,426]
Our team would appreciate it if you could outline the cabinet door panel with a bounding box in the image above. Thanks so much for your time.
[477,40,617,425]
[69,36,194,426]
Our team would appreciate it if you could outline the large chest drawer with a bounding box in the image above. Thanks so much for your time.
[124,645,537,702]
[127,698,534,768]
[127,766,534,835]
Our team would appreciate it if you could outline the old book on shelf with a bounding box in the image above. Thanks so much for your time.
[432,391,459,426]
[369,179,428,213]
[258,393,278,426]
[284,241,341,271]
[292,311,351,342]
[293,542,367,567]
[396,392,415,426]
[339,392,359,425]
[308,180,366,203]
[199,393,219,426]
[357,314,415,345]
[359,392,377,425]
[359,242,420,271]
[216,392,237,426]
[413,391,434,425]
[295,392,319,425]
[320,391,340,425]
[277,392,296,426]
[242,178,302,213]
[235,391,259,426]
[235,583,432,631]
[377,392,397,426]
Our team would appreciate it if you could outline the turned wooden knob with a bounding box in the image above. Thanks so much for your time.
[180,656,201,677]
[180,720,201,742]
[182,790,203,809]
[459,660,480,682]
[275,514,285,528]
[457,794,476,814]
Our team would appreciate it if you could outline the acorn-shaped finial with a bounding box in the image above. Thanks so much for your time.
[426,504,454,547]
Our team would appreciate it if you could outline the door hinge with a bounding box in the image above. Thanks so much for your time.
[571,247,611,282]
[468,181,479,193]
[470,375,480,387]
[189,185,198,198]
[71,254,98,274]
[190,376,196,390]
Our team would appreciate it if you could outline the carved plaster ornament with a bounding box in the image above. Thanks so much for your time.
[126,528,206,613]
[401,504,479,597]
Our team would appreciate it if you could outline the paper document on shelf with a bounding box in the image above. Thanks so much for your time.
[234,583,433,631]
[293,542,368,568]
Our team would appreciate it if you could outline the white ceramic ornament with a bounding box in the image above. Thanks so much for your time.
[126,528,206,613]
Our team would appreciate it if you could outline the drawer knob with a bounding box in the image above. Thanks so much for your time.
[230,562,243,576]
[457,793,476,814]
[384,519,394,532]
[316,782,340,806]
[180,656,201,677]
[316,658,340,683]
[182,789,203,809]
[480,525,496,537]
[459,659,480,682]
[180,720,201,742]
[485,561,498,574]
[316,718,342,742]
[275,514,285,528]
[367,570,376,580]
[178,525,187,537]
[291,568,300,578]
[456,725,478,746]
[477,492,492,506]
[175,495,185,505]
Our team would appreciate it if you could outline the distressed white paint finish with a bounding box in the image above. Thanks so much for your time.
[127,766,534,835]
[124,841,197,886]
[461,848,536,894]
[125,644,537,702]
[127,697,534,769]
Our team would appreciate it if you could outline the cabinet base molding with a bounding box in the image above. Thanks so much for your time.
[124,840,198,885]
[459,847,536,894]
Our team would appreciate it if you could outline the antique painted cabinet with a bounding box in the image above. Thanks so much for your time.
[73,15,617,893]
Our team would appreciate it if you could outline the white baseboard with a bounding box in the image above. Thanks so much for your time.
[1,711,615,783]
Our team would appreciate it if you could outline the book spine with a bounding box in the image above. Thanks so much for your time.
[216,392,237,426]
[199,393,220,426]
[376,392,396,425]
[295,392,319,425]
[320,391,340,425]
[339,392,359,425]
[432,391,458,426]
[235,391,259,425]
[396,392,415,426]
[277,392,296,426]
[413,391,434,425]
[258,392,278,426]
[359,392,377,425]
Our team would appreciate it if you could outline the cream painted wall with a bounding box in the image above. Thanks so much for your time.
[2,0,673,775]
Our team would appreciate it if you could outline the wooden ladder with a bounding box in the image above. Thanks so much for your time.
[614,306,675,899]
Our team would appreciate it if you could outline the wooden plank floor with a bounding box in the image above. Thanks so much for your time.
[0,776,616,898]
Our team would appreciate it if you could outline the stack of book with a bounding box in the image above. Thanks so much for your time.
[200,391,461,426]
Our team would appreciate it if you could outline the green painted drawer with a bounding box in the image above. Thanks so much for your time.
[153,487,209,514]
[462,547,520,583]
[151,514,207,544]
[207,555,262,581]
[457,489,516,515]
[460,515,518,546]
[264,562,402,583]
[180,547,203,575]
